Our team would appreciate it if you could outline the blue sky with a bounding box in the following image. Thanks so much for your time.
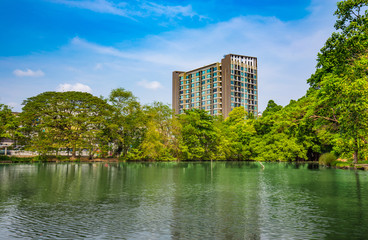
[0,0,339,112]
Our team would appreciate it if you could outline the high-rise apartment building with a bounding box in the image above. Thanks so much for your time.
[172,54,258,118]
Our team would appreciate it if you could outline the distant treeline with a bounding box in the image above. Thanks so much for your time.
[1,0,367,162]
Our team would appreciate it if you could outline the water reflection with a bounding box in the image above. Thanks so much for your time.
[0,162,367,239]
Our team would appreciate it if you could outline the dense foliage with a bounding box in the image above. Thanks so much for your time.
[1,0,367,162]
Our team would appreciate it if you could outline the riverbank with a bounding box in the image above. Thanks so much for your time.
[1,155,368,170]
[0,155,120,163]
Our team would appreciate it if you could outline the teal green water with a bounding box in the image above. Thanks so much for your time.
[0,162,368,239]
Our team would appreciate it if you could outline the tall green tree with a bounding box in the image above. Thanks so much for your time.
[0,104,18,139]
[308,0,368,88]
[21,91,111,158]
[108,88,146,158]
[178,109,219,160]
[314,54,368,163]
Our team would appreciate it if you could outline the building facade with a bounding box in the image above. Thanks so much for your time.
[172,54,258,118]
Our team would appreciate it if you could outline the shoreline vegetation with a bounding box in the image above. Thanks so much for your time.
[1,1,368,168]
[1,155,368,171]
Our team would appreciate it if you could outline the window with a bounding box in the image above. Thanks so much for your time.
[231,75,234,79]
[207,74,211,78]
[213,72,217,76]
[186,80,189,84]
[231,81,234,85]
[179,76,183,80]
[202,91,205,95]
[207,106,211,109]
[202,76,205,80]
[214,67,217,71]
[214,83,217,87]
[207,85,211,89]
[196,82,200,86]
[196,103,200,106]
[207,69,211,73]
[207,90,211,94]
[196,92,200,96]
[231,97,234,101]
[202,70,205,74]
[214,110,218,114]
[207,95,211,99]
[214,94,217,98]
[191,84,194,87]
[180,81,183,85]
[196,97,200,101]
[207,100,211,104]
[213,78,217,82]
[202,101,205,105]
[196,72,200,76]
[202,96,205,100]
[214,99,217,103]
[207,79,211,83]
[196,77,200,81]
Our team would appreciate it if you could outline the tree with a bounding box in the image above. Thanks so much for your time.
[108,88,146,158]
[308,0,368,88]
[222,107,256,160]
[21,91,111,158]
[130,102,177,160]
[0,104,18,139]
[262,100,282,117]
[314,54,368,163]
[178,109,219,160]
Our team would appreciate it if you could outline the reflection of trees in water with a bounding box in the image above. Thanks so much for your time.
[169,162,261,239]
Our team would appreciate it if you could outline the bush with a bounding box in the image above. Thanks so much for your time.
[319,153,337,166]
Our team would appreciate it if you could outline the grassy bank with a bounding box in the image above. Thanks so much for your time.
[0,155,119,163]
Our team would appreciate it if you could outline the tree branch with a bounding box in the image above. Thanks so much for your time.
[309,115,339,123]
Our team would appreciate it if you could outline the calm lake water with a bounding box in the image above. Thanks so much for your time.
[0,162,368,239]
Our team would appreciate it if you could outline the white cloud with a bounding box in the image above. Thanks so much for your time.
[141,2,197,18]
[13,69,45,77]
[53,0,200,19]
[138,80,163,90]
[57,83,92,93]
[53,0,130,17]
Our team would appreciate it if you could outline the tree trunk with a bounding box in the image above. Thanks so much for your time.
[72,145,76,158]
[353,150,358,164]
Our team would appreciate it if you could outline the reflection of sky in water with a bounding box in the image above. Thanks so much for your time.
[0,162,367,239]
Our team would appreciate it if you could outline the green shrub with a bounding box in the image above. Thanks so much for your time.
[319,153,337,166]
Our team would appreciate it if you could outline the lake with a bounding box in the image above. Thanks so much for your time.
[0,162,367,239]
